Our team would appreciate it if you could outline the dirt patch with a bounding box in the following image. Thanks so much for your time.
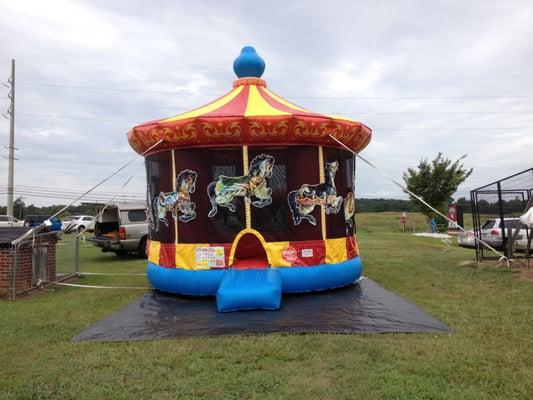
[457,260,477,267]
[510,259,533,282]
[457,259,533,282]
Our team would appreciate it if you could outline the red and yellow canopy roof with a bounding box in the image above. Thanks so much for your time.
[128,48,371,155]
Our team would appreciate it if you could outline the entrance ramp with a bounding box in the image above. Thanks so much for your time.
[216,269,282,312]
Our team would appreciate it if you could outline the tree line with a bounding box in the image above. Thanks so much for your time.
[2,153,480,221]
[2,196,426,219]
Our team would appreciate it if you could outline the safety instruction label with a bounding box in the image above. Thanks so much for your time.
[195,246,226,269]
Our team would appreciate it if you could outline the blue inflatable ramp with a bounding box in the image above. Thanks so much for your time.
[216,269,282,312]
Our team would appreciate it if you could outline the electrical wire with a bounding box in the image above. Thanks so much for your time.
[0,185,144,197]
[15,97,533,114]
[12,139,163,245]
[17,81,533,100]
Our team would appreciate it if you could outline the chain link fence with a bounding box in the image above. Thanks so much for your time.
[470,168,533,261]
[6,231,80,300]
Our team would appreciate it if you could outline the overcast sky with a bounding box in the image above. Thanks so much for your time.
[0,0,532,207]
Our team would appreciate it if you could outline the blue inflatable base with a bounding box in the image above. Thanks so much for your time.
[147,256,362,297]
[216,269,282,312]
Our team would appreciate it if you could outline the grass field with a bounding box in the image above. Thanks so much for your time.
[0,212,531,399]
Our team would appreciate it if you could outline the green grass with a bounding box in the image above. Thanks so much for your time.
[1,213,532,399]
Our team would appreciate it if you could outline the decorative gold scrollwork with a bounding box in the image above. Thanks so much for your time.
[226,121,242,138]
[182,124,198,141]
[162,127,178,142]
[249,120,288,138]
[203,122,241,139]
[272,120,288,136]
[294,121,329,138]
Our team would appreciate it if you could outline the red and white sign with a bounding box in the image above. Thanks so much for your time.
[301,248,314,258]
[447,205,458,228]
[400,211,407,224]
[282,246,298,263]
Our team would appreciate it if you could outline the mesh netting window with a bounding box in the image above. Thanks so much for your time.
[324,147,356,238]
[147,145,358,245]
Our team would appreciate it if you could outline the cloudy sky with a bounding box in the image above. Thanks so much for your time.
[0,0,531,207]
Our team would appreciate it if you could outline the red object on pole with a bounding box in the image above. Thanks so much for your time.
[400,211,407,232]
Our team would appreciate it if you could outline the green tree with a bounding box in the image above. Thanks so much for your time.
[403,153,473,224]
[13,197,26,220]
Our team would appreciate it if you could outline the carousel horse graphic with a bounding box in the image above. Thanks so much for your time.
[207,154,275,217]
[147,186,159,232]
[344,191,355,228]
[154,169,198,227]
[287,161,343,225]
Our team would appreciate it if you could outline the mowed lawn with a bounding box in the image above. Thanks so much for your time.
[0,212,531,399]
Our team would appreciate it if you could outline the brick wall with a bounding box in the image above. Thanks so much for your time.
[0,247,12,298]
[0,235,58,299]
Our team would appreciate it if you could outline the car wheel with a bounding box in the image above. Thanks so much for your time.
[138,237,147,258]
[77,225,85,233]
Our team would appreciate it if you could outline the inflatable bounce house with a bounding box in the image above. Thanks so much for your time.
[128,47,372,311]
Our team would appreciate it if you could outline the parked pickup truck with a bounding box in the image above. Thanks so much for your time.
[0,215,24,228]
[91,202,149,257]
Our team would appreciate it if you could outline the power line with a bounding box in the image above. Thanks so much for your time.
[0,189,144,198]
[17,81,533,100]
[374,127,529,131]
[17,113,129,122]
[3,184,144,196]
[0,191,141,201]
[15,97,533,115]
[0,190,143,199]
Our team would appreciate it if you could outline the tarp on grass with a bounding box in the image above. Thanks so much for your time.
[74,279,450,342]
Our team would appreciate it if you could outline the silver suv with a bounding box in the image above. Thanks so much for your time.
[92,202,148,257]
[459,217,528,249]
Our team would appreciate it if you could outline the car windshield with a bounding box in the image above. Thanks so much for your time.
[481,220,496,229]
[502,220,521,229]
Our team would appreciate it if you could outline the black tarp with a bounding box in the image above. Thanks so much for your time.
[74,279,450,342]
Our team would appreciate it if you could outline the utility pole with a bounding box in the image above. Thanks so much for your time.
[6,59,15,217]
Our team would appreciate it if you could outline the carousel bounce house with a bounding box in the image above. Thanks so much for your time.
[128,47,372,311]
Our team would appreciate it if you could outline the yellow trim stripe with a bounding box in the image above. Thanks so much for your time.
[172,150,178,244]
[262,87,312,113]
[245,85,290,117]
[318,146,326,240]
[150,235,354,270]
[148,240,161,264]
[325,237,348,264]
[162,86,244,122]
[175,243,210,270]
[243,145,252,229]
[264,241,292,267]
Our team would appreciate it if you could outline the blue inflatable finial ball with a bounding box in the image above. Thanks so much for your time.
[233,46,265,78]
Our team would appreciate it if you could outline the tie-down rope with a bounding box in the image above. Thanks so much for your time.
[52,282,150,290]
[328,134,509,266]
